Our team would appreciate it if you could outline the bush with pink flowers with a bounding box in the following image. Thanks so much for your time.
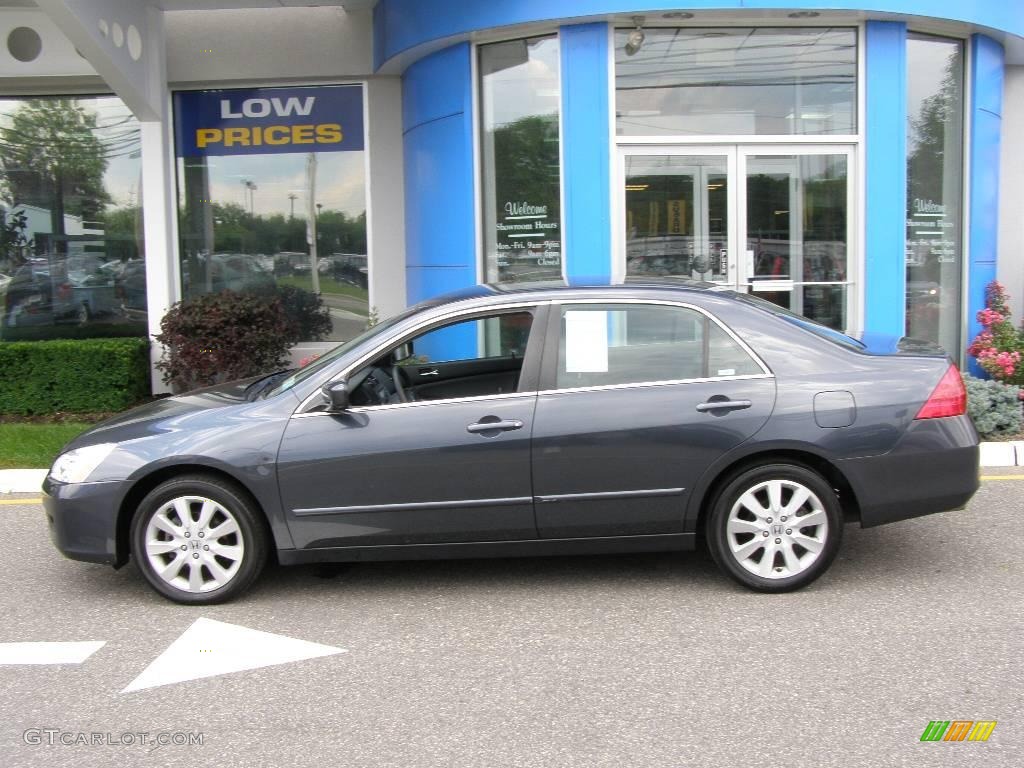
[967,281,1024,385]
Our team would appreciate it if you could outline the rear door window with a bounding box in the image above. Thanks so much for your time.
[554,303,762,389]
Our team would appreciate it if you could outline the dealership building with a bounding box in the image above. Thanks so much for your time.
[0,1,1023,388]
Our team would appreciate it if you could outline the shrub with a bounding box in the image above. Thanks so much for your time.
[963,372,1022,438]
[0,337,149,415]
[272,284,332,342]
[156,291,293,392]
[967,281,1024,384]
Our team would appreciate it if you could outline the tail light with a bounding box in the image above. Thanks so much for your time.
[915,364,966,419]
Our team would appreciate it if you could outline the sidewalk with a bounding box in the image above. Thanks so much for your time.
[2,442,1019,494]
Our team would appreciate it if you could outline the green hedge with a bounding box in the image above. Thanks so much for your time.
[0,337,150,415]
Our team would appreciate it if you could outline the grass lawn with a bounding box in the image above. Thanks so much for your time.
[0,423,91,469]
[277,275,370,306]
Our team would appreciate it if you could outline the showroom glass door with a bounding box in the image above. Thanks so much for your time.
[620,149,737,285]
[619,146,855,331]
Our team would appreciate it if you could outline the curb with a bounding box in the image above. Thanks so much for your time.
[0,469,48,494]
[2,441,1020,495]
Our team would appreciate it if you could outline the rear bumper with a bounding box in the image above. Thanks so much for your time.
[42,475,124,566]
[838,416,979,528]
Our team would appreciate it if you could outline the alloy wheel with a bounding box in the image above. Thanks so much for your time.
[143,495,245,593]
[725,479,829,579]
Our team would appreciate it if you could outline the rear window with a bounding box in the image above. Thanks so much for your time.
[734,293,865,352]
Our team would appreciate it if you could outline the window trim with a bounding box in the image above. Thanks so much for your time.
[293,301,548,415]
[538,298,773,394]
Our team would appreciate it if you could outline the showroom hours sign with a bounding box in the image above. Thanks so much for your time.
[906,197,958,266]
[495,200,561,271]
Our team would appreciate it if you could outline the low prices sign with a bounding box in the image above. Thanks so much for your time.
[173,85,364,157]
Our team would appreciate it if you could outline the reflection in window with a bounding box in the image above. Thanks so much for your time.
[746,154,848,330]
[905,35,964,357]
[0,96,146,340]
[480,36,562,283]
[616,28,857,136]
[174,85,368,343]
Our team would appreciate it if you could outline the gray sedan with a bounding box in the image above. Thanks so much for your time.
[43,281,979,603]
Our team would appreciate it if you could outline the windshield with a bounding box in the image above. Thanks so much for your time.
[734,292,866,352]
[266,307,419,397]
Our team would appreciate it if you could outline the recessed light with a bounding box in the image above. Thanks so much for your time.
[788,11,821,18]
[662,12,694,19]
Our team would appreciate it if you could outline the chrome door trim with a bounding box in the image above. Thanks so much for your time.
[293,496,534,517]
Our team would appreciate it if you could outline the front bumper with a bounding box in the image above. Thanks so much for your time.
[838,415,980,528]
[43,475,125,566]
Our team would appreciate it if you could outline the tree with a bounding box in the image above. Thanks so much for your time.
[0,99,110,255]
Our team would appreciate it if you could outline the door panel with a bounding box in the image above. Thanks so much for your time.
[278,395,538,549]
[532,378,775,538]
[405,357,522,401]
[623,153,732,284]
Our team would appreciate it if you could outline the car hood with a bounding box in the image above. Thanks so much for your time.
[62,375,266,451]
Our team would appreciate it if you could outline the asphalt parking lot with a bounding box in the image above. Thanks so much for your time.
[0,475,1020,768]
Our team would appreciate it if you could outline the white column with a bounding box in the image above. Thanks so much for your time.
[365,77,406,319]
[998,66,1024,321]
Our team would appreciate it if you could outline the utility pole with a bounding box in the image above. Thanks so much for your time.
[288,193,297,219]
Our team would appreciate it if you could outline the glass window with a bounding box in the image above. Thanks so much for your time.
[173,84,368,343]
[905,35,964,356]
[557,304,757,388]
[0,96,146,340]
[615,28,857,137]
[402,312,533,365]
[479,36,562,283]
[746,153,849,330]
[347,310,536,406]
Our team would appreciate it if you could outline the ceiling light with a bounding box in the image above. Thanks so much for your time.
[625,16,645,56]
[788,11,821,18]
[662,12,694,19]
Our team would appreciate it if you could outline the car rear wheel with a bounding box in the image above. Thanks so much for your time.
[706,463,842,592]
[130,475,268,604]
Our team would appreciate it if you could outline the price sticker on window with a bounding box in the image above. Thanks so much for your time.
[564,311,609,373]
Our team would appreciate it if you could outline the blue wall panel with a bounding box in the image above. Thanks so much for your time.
[863,21,906,338]
[966,34,1004,371]
[402,43,477,306]
[560,23,612,285]
[375,0,1024,71]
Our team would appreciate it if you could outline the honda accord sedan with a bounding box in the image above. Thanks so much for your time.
[44,281,979,603]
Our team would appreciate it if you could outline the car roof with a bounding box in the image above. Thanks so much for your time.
[417,277,729,310]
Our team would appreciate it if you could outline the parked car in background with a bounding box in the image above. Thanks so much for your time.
[44,280,979,604]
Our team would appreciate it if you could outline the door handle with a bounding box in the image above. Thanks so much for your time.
[467,419,524,434]
[419,368,439,377]
[696,399,752,413]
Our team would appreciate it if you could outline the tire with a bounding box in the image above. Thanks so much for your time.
[77,302,90,325]
[130,474,269,605]
[706,463,843,592]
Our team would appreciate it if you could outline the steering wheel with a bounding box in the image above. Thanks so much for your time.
[391,364,410,403]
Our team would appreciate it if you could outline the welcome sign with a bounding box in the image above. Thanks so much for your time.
[173,85,364,157]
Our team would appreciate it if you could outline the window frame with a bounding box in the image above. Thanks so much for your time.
[538,298,773,394]
[293,302,549,416]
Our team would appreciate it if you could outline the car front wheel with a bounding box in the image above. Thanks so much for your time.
[130,475,268,604]
[706,463,843,592]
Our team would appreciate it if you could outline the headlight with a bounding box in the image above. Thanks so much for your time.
[49,443,117,484]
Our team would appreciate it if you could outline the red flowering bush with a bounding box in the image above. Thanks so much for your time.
[967,281,1024,385]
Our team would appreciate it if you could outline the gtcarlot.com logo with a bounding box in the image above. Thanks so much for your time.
[920,720,997,742]
[23,729,204,747]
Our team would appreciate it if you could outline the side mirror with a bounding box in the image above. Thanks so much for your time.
[321,380,350,411]
[392,341,413,363]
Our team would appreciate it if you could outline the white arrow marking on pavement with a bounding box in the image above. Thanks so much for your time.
[121,617,347,693]
[0,641,105,665]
